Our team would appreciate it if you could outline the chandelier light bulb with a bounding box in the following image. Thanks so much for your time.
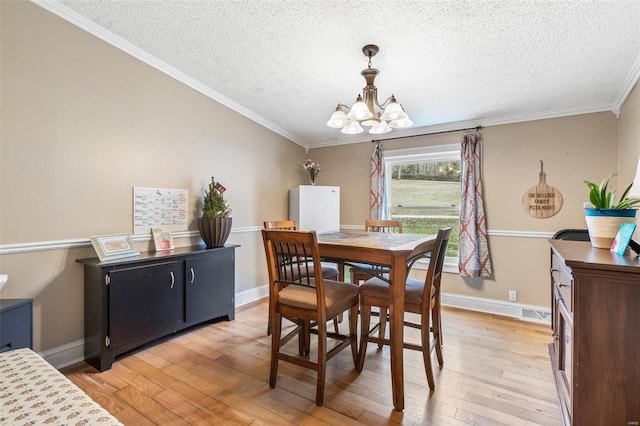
[389,117,414,129]
[341,120,364,134]
[326,106,350,128]
[346,95,374,121]
[361,116,380,126]
[369,120,392,134]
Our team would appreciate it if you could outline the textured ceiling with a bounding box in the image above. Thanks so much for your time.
[39,0,640,149]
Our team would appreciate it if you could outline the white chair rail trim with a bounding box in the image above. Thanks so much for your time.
[0,227,262,255]
[0,227,555,255]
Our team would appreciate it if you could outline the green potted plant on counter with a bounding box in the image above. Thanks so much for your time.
[584,172,640,248]
[198,177,232,248]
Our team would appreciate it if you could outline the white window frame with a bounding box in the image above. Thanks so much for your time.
[384,143,460,273]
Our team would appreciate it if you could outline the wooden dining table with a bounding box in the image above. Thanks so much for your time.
[316,231,437,411]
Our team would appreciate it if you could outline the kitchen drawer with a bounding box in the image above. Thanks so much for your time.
[551,253,572,310]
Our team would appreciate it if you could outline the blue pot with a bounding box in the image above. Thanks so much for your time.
[585,208,636,217]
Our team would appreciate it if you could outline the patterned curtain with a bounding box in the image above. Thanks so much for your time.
[459,132,492,277]
[370,143,385,220]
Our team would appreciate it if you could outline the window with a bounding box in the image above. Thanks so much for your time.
[384,144,460,265]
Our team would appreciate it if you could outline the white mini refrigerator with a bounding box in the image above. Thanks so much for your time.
[289,185,340,233]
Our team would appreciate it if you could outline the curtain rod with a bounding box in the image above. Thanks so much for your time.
[371,125,482,143]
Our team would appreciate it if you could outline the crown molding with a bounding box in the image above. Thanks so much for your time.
[309,103,616,149]
[30,0,305,148]
[612,52,640,117]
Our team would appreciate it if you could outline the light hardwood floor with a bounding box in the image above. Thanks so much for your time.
[62,299,561,425]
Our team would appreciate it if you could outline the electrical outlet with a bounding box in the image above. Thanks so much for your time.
[509,290,518,302]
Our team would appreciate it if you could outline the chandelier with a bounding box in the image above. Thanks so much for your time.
[326,44,413,135]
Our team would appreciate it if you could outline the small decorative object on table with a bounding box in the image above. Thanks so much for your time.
[90,234,139,262]
[583,172,640,248]
[152,227,174,251]
[610,223,636,255]
[198,177,233,248]
[303,159,322,185]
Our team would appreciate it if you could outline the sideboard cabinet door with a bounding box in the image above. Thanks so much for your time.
[109,261,180,351]
[185,249,235,325]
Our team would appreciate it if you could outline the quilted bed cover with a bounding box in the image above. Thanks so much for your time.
[0,348,122,425]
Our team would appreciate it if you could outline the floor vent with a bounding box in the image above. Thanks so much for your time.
[522,308,551,324]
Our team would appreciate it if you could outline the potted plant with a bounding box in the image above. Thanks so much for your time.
[198,177,233,248]
[583,172,640,248]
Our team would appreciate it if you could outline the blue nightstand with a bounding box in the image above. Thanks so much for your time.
[0,299,33,352]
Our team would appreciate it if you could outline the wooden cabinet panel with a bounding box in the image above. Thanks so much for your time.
[109,261,180,350]
[549,240,640,425]
[185,250,234,325]
[551,254,573,310]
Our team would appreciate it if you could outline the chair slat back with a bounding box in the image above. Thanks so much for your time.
[423,227,452,302]
[264,220,298,231]
[365,219,402,233]
[262,229,326,306]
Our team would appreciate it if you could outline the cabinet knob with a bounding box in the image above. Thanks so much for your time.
[190,268,195,284]
[170,271,175,288]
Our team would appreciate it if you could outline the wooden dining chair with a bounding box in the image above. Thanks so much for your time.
[356,227,452,391]
[348,219,402,344]
[263,221,340,335]
[261,229,359,406]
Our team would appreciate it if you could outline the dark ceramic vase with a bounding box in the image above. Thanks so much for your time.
[198,217,232,248]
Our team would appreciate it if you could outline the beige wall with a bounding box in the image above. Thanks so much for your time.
[0,1,308,352]
[310,112,620,307]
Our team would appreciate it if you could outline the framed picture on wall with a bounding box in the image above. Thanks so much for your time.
[90,234,140,262]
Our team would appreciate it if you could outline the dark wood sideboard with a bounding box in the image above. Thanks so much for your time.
[77,245,237,372]
[549,240,640,425]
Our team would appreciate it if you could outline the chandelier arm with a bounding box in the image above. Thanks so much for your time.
[376,95,394,110]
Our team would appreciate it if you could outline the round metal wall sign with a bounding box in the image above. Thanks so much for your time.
[522,162,563,219]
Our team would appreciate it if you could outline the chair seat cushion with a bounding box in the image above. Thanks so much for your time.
[360,277,435,305]
[278,278,359,317]
[320,265,340,278]
[350,263,390,275]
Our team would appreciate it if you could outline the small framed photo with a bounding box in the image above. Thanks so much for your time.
[90,234,140,262]
[611,223,637,255]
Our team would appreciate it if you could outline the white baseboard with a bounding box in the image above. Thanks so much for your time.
[442,292,551,325]
[43,286,271,370]
[39,339,86,370]
[42,288,548,370]
[235,284,269,307]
